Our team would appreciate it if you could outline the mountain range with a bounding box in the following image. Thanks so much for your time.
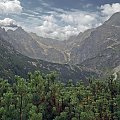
[0,27,97,83]
[0,12,120,82]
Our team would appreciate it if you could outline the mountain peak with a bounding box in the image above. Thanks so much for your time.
[15,27,25,33]
[104,12,120,26]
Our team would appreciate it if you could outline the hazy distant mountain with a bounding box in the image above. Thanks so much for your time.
[7,27,67,63]
[0,27,96,83]
[6,26,95,64]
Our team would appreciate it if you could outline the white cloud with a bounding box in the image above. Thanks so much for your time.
[35,21,78,40]
[34,10,99,40]
[21,3,120,40]
[100,3,120,16]
[0,18,18,27]
[60,12,96,25]
[0,0,22,14]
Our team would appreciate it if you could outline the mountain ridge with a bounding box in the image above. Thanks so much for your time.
[0,28,97,83]
[1,12,120,77]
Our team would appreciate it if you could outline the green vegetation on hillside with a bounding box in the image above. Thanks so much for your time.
[0,71,120,120]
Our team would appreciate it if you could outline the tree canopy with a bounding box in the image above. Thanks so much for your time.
[0,71,120,120]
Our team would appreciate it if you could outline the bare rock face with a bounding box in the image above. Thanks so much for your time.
[70,25,120,63]
[69,12,120,72]
[7,27,66,63]
[104,12,120,26]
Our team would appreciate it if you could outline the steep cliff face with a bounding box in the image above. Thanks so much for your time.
[104,12,120,26]
[70,25,120,63]
[7,27,67,63]
[81,44,120,72]
[69,13,120,73]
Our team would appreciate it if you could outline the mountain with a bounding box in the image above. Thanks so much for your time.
[2,12,120,77]
[6,26,96,64]
[0,27,97,83]
[104,12,120,26]
[68,12,120,74]
[7,28,67,63]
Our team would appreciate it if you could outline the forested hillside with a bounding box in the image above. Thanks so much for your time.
[0,71,120,120]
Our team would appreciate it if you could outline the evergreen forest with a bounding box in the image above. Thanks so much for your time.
[0,71,120,120]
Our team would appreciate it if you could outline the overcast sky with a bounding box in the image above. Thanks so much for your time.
[0,0,120,40]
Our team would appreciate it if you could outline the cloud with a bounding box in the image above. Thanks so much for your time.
[0,18,18,27]
[0,0,22,14]
[34,10,100,40]
[100,3,120,16]
[35,17,78,40]
[60,11,98,26]
[13,1,120,40]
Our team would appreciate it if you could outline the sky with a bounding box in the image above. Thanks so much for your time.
[0,0,120,40]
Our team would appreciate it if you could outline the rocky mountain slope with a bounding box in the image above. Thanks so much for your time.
[7,28,67,63]
[0,27,96,83]
[5,26,99,64]
[71,12,120,74]
[70,13,120,64]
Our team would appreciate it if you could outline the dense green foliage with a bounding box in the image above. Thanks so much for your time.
[0,71,120,120]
